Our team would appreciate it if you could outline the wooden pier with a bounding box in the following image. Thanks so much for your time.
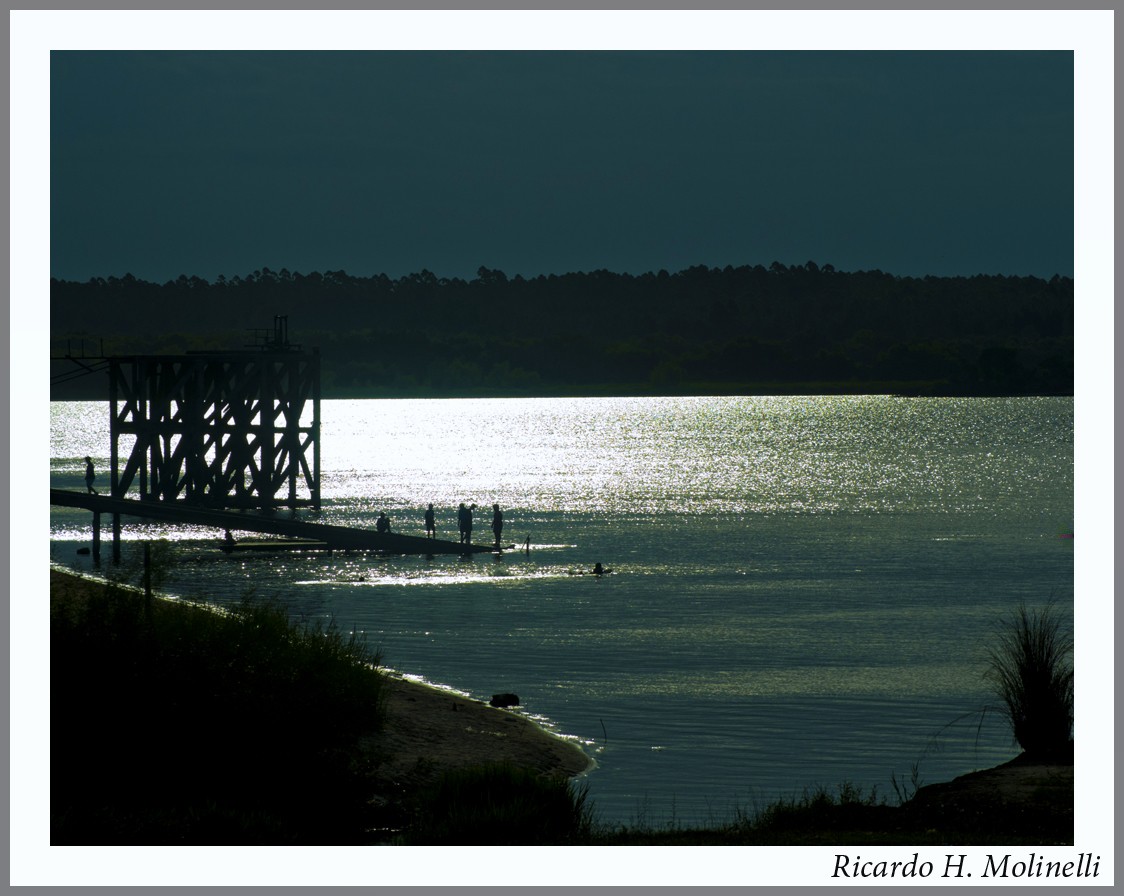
[52,321,510,563]
[50,489,497,560]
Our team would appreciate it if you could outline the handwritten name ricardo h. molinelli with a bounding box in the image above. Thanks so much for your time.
[832,852,1101,880]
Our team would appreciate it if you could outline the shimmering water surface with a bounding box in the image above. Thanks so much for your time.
[49,396,1073,826]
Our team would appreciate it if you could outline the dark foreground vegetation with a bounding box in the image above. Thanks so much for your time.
[51,263,1072,399]
[51,576,389,844]
[50,574,1073,846]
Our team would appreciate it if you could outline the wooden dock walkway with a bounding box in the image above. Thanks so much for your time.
[50,489,496,557]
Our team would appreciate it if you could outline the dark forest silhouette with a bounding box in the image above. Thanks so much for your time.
[50,263,1073,398]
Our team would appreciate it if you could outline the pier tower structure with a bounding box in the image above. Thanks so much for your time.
[107,317,321,510]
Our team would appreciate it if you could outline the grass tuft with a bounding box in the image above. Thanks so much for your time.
[984,598,1073,760]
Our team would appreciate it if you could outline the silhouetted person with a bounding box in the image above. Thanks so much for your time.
[593,563,611,575]
[457,502,469,543]
[376,512,391,534]
[466,504,476,543]
[223,529,236,546]
[424,503,436,539]
[492,503,504,546]
[84,456,97,495]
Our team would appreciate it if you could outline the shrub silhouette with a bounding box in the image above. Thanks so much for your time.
[985,600,1073,759]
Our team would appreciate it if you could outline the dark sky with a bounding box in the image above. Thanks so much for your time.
[50,50,1073,283]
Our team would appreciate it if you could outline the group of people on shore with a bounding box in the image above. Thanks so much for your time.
[377,502,506,547]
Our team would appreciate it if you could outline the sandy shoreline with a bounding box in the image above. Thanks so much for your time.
[49,567,593,787]
[372,674,593,789]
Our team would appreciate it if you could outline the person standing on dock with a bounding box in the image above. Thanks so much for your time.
[491,503,504,547]
[84,456,98,495]
[458,503,477,543]
[424,503,436,539]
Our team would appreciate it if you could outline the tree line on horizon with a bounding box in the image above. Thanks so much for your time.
[50,262,1073,398]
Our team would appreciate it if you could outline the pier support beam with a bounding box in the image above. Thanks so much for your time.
[112,513,121,564]
[92,512,101,565]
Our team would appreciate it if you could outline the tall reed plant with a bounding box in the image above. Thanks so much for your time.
[985,599,1073,759]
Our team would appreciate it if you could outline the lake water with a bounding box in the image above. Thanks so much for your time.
[48,395,1074,828]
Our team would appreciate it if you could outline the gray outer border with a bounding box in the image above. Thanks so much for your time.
[6,1,1119,8]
